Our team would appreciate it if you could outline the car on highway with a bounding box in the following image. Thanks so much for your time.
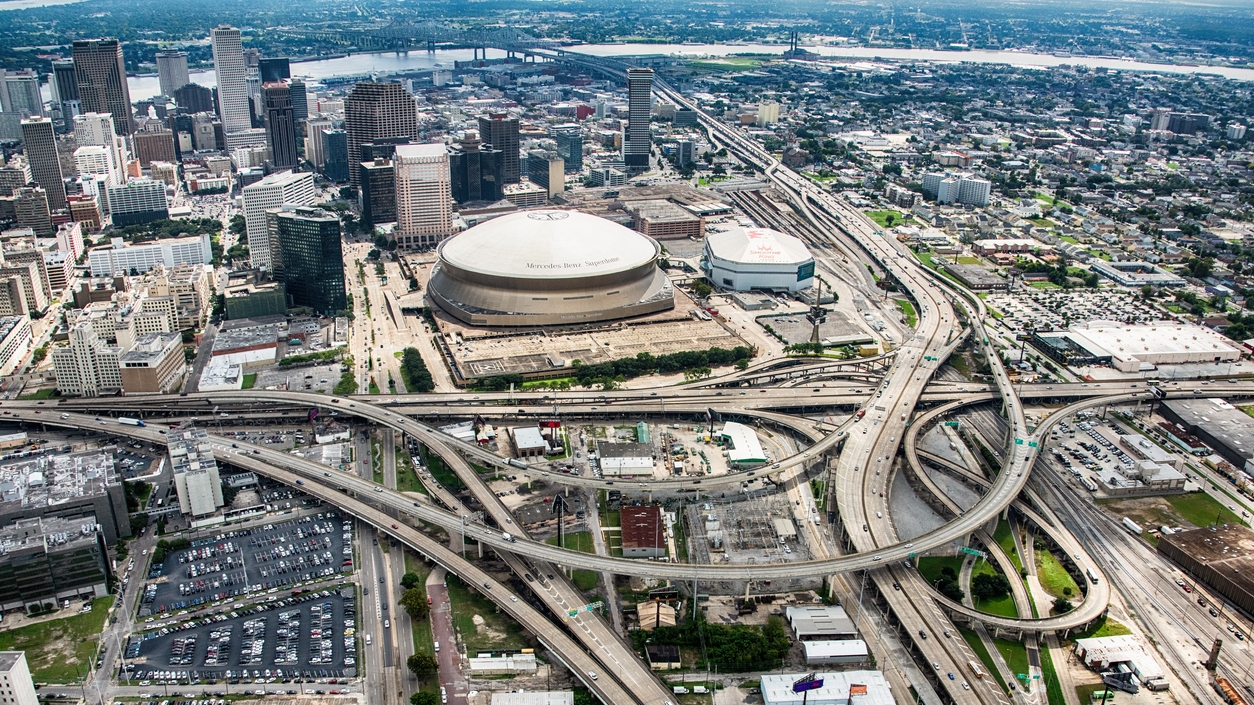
[947,672,954,680]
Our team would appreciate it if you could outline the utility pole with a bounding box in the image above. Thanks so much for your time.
[808,277,829,346]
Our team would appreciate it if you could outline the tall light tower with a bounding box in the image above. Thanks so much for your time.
[808,277,829,345]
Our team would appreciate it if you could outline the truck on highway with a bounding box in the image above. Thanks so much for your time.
[1121,517,1143,536]
[507,459,529,469]
[967,661,986,680]
[855,409,866,420]
[119,417,146,427]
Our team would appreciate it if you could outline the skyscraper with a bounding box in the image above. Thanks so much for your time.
[394,143,452,250]
[20,118,65,211]
[304,117,333,167]
[448,132,504,204]
[266,205,346,315]
[258,58,290,84]
[51,61,78,104]
[155,51,190,98]
[1,71,43,118]
[73,112,127,186]
[262,82,298,170]
[173,83,215,115]
[344,82,416,187]
[477,113,520,184]
[289,78,308,135]
[210,26,251,134]
[359,158,395,228]
[241,170,316,270]
[71,39,134,135]
[527,149,564,198]
[321,130,349,183]
[552,124,583,173]
[623,67,653,172]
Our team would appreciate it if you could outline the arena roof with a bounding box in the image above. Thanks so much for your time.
[438,210,658,280]
[706,227,811,265]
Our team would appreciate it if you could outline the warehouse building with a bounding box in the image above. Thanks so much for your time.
[1157,524,1254,617]
[785,605,859,641]
[1073,635,1169,691]
[621,506,667,558]
[719,422,766,467]
[1160,398,1254,471]
[760,671,892,705]
[802,640,870,666]
[702,227,815,293]
[597,441,654,477]
[1066,322,1240,372]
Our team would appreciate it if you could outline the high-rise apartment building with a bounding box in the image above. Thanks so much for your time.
[755,101,780,126]
[71,39,134,135]
[304,118,333,167]
[262,82,298,170]
[20,118,66,211]
[449,132,505,204]
[322,130,349,182]
[394,143,452,250]
[52,320,122,397]
[344,82,416,187]
[623,68,653,172]
[1,70,43,118]
[155,51,190,98]
[240,170,316,269]
[210,26,251,134]
[924,171,991,207]
[267,205,346,314]
[477,113,520,184]
[105,178,169,226]
[552,125,583,173]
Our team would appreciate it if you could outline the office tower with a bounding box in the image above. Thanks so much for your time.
[240,170,316,270]
[173,83,214,115]
[1,70,44,118]
[74,145,115,183]
[266,205,346,314]
[133,127,177,166]
[105,178,168,226]
[289,79,308,130]
[71,39,134,135]
[68,194,101,231]
[53,320,122,397]
[170,429,224,517]
[262,82,298,170]
[304,118,333,167]
[449,132,504,204]
[552,125,583,173]
[210,26,251,134]
[624,67,653,172]
[13,187,52,235]
[52,60,78,105]
[0,158,27,196]
[20,118,66,211]
[344,82,416,187]
[155,51,189,98]
[190,112,219,152]
[394,143,452,250]
[676,139,695,167]
[359,158,395,228]
[258,58,290,84]
[477,113,520,184]
[74,112,127,186]
[322,129,348,182]
[527,149,564,198]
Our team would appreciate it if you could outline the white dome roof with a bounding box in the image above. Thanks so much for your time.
[439,209,659,279]
[706,227,812,265]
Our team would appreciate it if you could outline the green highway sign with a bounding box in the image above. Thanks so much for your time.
[944,421,960,428]
[1028,441,1038,448]
[1014,438,1025,445]
[959,547,984,557]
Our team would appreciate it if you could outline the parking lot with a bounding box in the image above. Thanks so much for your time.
[126,588,357,684]
[141,513,353,615]
[253,364,345,394]
[984,288,1150,336]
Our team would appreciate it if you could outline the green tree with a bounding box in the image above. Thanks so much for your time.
[410,693,439,705]
[971,572,1011,601]
[401,572,422,590]
[407,652,438,681]
[400,347,435,393]
[1052,597,1073,614]
[399,587,430,621]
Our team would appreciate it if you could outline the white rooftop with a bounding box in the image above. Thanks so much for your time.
[1067,321,1241,361]
[719,421,766,464]
[761,671,892,705]
[706,227,812,265]
[802,640,870,660]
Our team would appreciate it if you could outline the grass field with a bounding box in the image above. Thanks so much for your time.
[445,574,532,656]
[865,210,908,228]
[1071,615,1131,641]
[1098,491,1245,547]
[993,637,1030,686]
[0,597,113,683]
[545,532,600,591]
[956,256,985,265]
[17,388,56,400]
[394,447,427,495]
[960,628,1009,693]
[1030,281,1062,289]
[1036,547,1080,599]
[421,447,466,490]
[993,520,1023,573]
[241,373,257,389]
[897,300,918,328]
[917,556,965,586]
[971,559,1019,618]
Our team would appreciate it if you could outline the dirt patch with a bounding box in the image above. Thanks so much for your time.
[471,614,508,643]
[1096,496,1182,530]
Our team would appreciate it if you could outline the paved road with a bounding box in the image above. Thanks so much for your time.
[426,568,465,705]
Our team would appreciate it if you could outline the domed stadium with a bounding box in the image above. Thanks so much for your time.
[703,226,815,292]
[427,210,674,327]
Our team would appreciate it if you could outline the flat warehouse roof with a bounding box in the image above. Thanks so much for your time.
[719,421,766,463]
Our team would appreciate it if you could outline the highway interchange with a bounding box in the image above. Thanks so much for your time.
[12,54,1254,705]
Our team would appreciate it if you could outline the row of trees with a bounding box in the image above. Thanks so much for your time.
[630,612,791,673]
[401,347,435,393]
[401,570,439,705]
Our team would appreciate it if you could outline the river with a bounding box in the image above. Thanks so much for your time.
[81,42,1254,103]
